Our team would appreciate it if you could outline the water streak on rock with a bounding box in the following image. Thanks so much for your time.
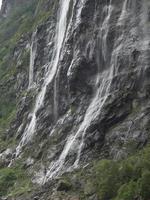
[16,0,72,156]
[28,30,37,89]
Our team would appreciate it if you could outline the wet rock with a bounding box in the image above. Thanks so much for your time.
[33,196,39,200]
[0,0,150,199]
[10,0,150,180]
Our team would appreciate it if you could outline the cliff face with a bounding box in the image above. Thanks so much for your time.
[0,0,150,199]
[0,0,32,17]
[0,0,13,17]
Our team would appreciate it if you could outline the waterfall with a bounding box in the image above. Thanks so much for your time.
[75,0,86,27]
[16,0,71,156]
[139,0,150,70]
[44,0,115,181]
[53,74,59,121]
[15,0,148,183]
[53,0,87,121]
[117,0,128,26]
[45,64,115,181]
[0,0,2,10]
[45,0,136,180]
[101,0,113,61]
[28,30,37,89]
[73,69,114,167]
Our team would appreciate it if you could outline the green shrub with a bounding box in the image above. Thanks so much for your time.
[92,145,150,200]
[0,166,32,198]
[0,168,17,196]
[94,160,120,199]
[118,161,134,182]
[139,171,150,200]
[115,181,139,200]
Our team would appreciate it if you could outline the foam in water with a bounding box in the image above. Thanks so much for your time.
[16,0,71,156]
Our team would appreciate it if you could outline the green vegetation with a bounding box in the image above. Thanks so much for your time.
[0,1,55,196]
[0,166,32,197]
[92,145,150,200]
[0,0,55,48]
[56,145,150,200]
[0,1,36,48]
[0,0,150,200]
[0,1,36,146]
[0,0,54,150]
[0,168,17,196]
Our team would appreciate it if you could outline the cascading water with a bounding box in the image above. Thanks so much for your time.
[101,0,113,61]
[28,30,37,89]
[44,0,137,181]
[74,0,114,167]
[53,73,59,122]
[116,0,130,48]
[73,70,114,167]
[117,0,128,26]
[44,0,114,181]
[15,0,71,156]
[138,0,150,75]
[53,0,87,121]
[45,62,115,181]
[0,0,2,9]
[75,0,86,27]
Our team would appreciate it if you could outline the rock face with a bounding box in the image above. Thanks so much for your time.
[0,0,13,17]
[0,0,31,17]
[0,0,150,196]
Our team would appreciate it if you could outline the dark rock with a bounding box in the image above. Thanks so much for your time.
[0,0,150,199]
[56,180,72,192]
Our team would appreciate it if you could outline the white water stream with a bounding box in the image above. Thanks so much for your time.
[0,0,2,10]
[44,0,114,181]
[16,0,71,156]
[15,0,149,182]
[45,60,115,181]
[101,0,113,61]
[117,0,128,26]
[44,0,136,181]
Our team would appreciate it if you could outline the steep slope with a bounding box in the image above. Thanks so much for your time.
[0,0,150,199]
